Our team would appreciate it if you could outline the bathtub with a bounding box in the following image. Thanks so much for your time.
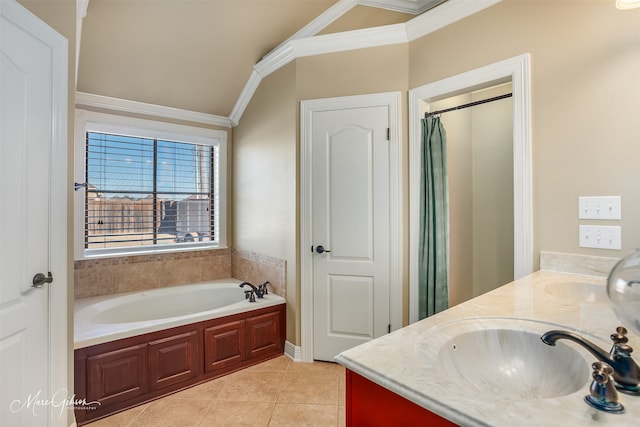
[74,278,286,349]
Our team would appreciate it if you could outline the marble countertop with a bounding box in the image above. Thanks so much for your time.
[335,271,640,426]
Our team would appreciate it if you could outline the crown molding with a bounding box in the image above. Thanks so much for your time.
[229,70,262,126]
[405,0,501,41]
[359,0,447,15]
[292,23,408,58]
[230,0,501,126]
[75,91,233,128]
[230,23,408,126]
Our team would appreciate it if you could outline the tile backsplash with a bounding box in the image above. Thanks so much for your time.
[539,250,620,277]
[74,248,286,299]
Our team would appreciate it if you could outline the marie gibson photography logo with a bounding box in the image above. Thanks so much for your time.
[9,389,100,419]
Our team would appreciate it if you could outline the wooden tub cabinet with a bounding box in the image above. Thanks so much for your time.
[74,304,285,425]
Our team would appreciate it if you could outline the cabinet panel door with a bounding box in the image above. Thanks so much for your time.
[204,320,246,373]
[86,344,148,407]
[246,311,283,359]
[148,330,200,391]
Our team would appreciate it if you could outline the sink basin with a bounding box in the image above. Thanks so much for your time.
[417,318,595,400]
[544,281,607,303]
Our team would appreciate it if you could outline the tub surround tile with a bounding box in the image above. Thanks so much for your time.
[232,248,287,298]
[74,248,286,299]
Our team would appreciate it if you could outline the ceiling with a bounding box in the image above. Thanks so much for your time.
[76,0,447,121]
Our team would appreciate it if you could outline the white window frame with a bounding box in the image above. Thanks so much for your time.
[74,109,227,260]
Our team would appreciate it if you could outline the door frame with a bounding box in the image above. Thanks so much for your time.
[408,53,532,323]
[1,0,68,423]
[300,92,403,362]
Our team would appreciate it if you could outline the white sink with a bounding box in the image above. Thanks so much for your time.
[416,318,598,400]
[544,281,607,303]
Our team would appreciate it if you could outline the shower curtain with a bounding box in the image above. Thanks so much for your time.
[418,116,449,319]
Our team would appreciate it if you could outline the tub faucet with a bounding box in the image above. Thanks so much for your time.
[541,327,640,395]
[239,281,263,300]
[258,281,270,296]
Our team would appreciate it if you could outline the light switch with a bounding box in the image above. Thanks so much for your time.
[578,196,621,220]
[579,225,622,250]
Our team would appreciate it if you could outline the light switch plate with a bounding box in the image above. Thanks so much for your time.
[578,196,621,220]
[579,225,622,250]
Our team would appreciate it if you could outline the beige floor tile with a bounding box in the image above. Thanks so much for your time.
[128,398,211,427]
[244,355,292,372]
[269,403,339,427]
[169,376,227,400]
[85,403,149,426]
[216,370,285,403]
[199,401,275,426]
[278,371,339,405]
[287,361,342,375]
[338,405,346,427]
[86,358,346,427]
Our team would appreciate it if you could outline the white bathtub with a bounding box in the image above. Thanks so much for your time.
[74,278,285,349]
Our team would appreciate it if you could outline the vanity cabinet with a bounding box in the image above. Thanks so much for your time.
[75,304,285,425]
[346,370,457,426]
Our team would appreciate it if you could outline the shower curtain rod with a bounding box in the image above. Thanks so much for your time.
[424,93,513,118]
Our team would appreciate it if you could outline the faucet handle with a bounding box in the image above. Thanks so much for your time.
[244,290,256,302]
[611,326,629,345]
[584,361,625,414]
[259,281,270,295]
[610,326,634,356]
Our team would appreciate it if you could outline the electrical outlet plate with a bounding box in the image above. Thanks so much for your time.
[578,196,621,220]
[579,225,622,250]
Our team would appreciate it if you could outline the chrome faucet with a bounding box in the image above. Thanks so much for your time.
[541,327,640,395]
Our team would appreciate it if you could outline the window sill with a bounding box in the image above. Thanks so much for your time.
[76,243,228,261]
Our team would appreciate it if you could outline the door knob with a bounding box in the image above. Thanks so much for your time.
[32,272,53,288]
[315,245,332,254]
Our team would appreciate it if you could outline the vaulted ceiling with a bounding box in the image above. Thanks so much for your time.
[77,0,449,122]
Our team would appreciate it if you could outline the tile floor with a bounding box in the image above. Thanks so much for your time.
[86,356,346,427]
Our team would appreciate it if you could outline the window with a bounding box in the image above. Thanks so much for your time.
[75,110,227,258]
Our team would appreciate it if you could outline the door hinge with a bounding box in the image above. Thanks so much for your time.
[386,127,390,141]
[388,324,391,333]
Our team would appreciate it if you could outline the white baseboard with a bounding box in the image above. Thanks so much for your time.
[284,340,302,362]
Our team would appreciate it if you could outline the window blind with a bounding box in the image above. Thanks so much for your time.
[85,132,215,249]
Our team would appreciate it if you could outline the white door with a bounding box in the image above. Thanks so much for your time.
[1,1,67,425]
[311,105,391,361]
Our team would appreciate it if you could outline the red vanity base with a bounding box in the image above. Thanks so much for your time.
[346,369,458,426]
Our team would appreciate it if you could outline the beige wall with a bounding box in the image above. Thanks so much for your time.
[233,62,299,342]
[410,0,640,264]
[471,84,514,297]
